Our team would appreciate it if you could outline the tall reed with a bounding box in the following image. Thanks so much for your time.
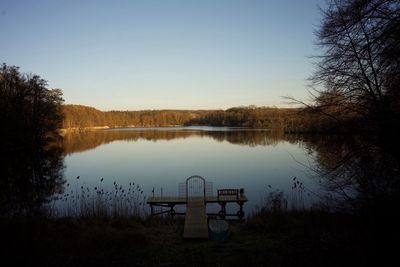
[48,176,147,218]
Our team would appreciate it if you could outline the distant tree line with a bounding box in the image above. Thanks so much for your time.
[64,103,380,133]
[62,104,309,132]
[62,105,206,129]
[185,106,305,131]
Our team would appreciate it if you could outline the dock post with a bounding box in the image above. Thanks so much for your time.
[237,202,244,220]
[218,202,226,219]
[169,204,176,217]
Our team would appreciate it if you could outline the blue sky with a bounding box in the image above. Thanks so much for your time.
[0,0,326,110]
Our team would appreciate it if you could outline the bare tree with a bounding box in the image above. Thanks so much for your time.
[301,1,400,214]
[311,0,400,132]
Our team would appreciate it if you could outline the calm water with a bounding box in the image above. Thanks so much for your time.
[59,127,322,215]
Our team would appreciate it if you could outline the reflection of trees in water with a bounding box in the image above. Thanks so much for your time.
[204,130,294,147]
[62,129,302,154]
[302,135,400,215]
[62,129,400,215]
[0,145,65,216]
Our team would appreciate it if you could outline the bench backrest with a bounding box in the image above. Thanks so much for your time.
[217,189,239,201]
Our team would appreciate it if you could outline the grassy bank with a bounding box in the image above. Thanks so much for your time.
[1,210,395,267]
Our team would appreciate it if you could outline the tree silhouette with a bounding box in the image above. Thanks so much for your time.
[295,0,400,215]
[0,64,65,216]
[310,0,400,133]
[0,63,64,150]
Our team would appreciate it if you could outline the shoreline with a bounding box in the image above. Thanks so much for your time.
[59,125,185,134]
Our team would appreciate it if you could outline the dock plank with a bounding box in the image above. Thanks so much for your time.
[183,201,208,239]
[147,196,248,204]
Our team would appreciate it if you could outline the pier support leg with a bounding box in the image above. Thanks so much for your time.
[218,202,226,219]
[237,202,244,220]
[169,204,176,217]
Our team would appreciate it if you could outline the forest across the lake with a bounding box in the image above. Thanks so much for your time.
[62,104,301,131]
[61,101,368,134]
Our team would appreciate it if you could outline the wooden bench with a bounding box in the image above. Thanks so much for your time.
[217,189,239,201]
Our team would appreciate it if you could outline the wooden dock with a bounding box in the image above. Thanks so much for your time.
[183,198,208,239]
[148,195,247,239]
[147,195,248,205]
[147,176,248,239]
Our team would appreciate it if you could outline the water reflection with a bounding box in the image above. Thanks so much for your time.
[62,127,302,155]
[6,126,394,218]
[0,144,65,216]
[301,135,400,215]
[59,128,318,216]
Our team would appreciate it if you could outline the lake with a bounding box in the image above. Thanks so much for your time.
[55,126,323,216]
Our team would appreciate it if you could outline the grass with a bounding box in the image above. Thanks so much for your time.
[2,180,397,266]
[1,209,395,267]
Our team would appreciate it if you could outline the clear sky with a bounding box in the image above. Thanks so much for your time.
[0,0,326,110]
